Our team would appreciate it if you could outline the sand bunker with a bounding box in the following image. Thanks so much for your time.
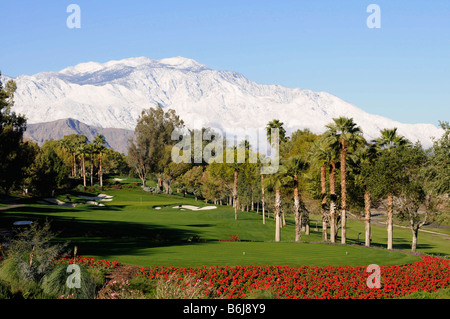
[172,205,217,211]
[42,198,78,207]
[38,193,113,207]
[79,194,113,201]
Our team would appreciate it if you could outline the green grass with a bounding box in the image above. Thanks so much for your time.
[402,288,450,299]
[1,184,448,268]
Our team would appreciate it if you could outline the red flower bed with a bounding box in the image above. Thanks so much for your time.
[135,256,450,299]
[58,255,121,271]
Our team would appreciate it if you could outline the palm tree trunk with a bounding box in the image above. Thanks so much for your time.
[411,225,419,253]
[329,161,337,243]
[275,187,281,242]
[99,153,103,187]
[294,175,301,242]
[234,168,238,220]
[82,155,86,187]
[90,160,94,186]
[261,175,265,224]
[340,140,347,244]
[364,189,371,247]
[387,193,393,249]
[73,153,77,177]
[321,164,328,241]
[251,185,254,211]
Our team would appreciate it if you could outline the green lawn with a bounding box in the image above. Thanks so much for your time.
[1,185,448,268]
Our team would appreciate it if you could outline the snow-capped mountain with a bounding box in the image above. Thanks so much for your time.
[2,56,444,148]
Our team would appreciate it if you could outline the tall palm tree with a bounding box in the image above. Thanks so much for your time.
[262,165,288,242]
[307,137,333,241]
[374,128,410,250]
[349,142,377,247]
[325,116,364,244]
[93,134,106,187]
[329,160,338,243]
[283,156,309,242]
[76,141,89,187]
[261,173,266,224]
[86,142,96,186]
[266,119,287,146]
[59,135,77,177]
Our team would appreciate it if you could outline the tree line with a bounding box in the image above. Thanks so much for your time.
[127,104,449,252]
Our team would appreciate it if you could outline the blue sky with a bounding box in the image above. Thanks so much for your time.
[1,0,449,126]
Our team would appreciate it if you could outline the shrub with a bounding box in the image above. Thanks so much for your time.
[96,279,145,299]
[1,221,66,284]
[129,276,157,298]
[154,272,217,299]
[246,288,282,299]
[0,280,12,299]
[41,263,96,299]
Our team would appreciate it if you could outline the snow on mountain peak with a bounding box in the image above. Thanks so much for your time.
[159,56,209,71]
[8,56,444,149]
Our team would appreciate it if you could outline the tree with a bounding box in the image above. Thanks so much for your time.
[372,128,411,249]
[283,156,309,241]
[0,76,28,193]
[75,136,89,187]
[421,121,450,196]
[266,119,287,145]
[375,128,409,152]
[102,149,130,176]
[60,134,88,179]
[26,142,69,197]
[127,104,184,186]
[263,165,288,242]
[391,144,437,252]
[307,137,333,241]
[86,142,97,186]
[351,142,377,247]
[182,166,204,200]
[93,134,106,187]
[324,116,364,244]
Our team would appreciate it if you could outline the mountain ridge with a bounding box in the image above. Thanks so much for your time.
[2,56,444,149]
[23,118,134,155]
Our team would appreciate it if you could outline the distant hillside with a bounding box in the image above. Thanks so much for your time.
[23,118,134,154]
[4,56,444,149]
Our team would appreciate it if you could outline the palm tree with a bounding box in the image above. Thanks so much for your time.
[266,119,287,146]
[307,138,333,241]
[283,156,309,242]
[93,134,106,188]
[374,128,410,250]
[324,117,364,244]
[262,165,288,242]
[329,159,338,243]
[349,142,377,247]
[375,128,408,152]
[261,173,266,224]
[86,142,96,186]
[76,141,89,187]
[59,135,77,177]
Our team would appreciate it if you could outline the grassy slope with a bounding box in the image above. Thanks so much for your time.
[1,185,448,267]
